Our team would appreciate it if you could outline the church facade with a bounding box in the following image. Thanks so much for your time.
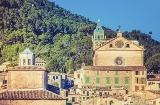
[81,20,147,92]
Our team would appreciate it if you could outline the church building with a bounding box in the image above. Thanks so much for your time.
[81,20,147,92]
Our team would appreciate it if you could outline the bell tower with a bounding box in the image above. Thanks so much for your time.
[92,19,105,49]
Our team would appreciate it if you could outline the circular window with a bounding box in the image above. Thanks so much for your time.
[115,40,124,48]
[115,57,124,65]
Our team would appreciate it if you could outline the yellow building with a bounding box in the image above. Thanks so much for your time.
[81,20,147,92]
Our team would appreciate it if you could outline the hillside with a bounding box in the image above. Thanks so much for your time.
[0,0,160,73]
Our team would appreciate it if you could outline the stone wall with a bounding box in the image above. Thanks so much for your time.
[0,100,66,105]
[7,70,45,90]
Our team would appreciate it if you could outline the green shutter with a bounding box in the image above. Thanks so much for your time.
[96,77,100,84]
[125,78,129,84]
[115,77,119,84]
[115,71,118,75]
[86,77,90,83]
[125,86,129,90]
[107,71,109,73]
[106,77,110,84]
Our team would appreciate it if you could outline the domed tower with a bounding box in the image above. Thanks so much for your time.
[92,19,105,50]
[19,47,36,66]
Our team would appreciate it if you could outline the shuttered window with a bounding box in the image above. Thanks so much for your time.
[96,77,100,84]
[115,77,119,84]
[125,78,129,84]
[85,77,90,83]
[106,78,110,84]
[115,71,118,75]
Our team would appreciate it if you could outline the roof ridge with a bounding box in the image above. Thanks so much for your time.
[95,37,119,50]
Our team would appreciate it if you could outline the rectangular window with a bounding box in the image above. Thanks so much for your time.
[97,71,99,75]
[142,71,144,75]
[87,71,89,73]
[110,44,113,47]
[85,77,90,83]
[28,59,31,65]
[115,71,118,75]
[126,71,128,73]
[135,78,138,84]
[3,80,7,84]
[77,74,80,78]
[135,71,139,75]
[115,77,119,84]
[107,71,109,73]
[56,76,58,79]
[23,59,26,65]
[125,77,129,84]
[53,76,55,80]
[126,44,130,48]
[96,77,100,84]
[106,77,110,84]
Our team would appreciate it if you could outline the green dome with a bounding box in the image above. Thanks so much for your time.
[94,19,104,33]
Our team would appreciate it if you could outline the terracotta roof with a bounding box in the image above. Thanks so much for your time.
[35,57,46,63]
[0,90,66,100]
[82,66,146,71]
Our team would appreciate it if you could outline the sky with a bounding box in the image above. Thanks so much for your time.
[50,0,160,41]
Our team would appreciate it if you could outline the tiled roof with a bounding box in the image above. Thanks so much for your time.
[82,66,146,71]
[35,57,46,63]
[0,90,66,100]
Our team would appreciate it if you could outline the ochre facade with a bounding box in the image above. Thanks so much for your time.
[7,66,47,90]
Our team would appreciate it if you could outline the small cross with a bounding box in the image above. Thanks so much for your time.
[118,25,121,30]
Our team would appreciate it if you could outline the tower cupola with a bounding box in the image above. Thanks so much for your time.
[93,19,105,41]
[19,47,36,66]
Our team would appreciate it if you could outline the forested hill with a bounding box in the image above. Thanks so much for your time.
[0,0,160,73]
